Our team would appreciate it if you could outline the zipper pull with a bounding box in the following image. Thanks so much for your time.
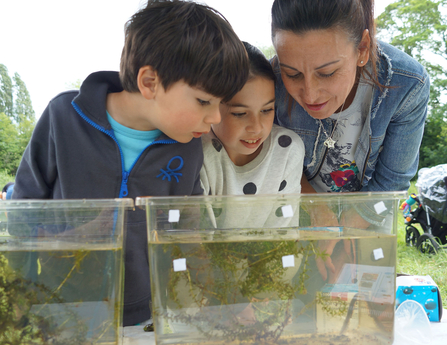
[120,171,129,198]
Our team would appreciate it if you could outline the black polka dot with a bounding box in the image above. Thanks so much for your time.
[279,180,287,191]
[275,207,283,217]
[278,135,292,148]
[212,139,223,152]
[243,182,257,195]
[213,207,222,217]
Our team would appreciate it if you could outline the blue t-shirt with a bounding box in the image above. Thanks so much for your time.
[107,112,162,171]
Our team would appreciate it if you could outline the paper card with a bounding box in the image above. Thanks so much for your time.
[281,205,293,218]
[173,258,187,272]
[374,201,387,214]
[282,255,295,268]
[169,209,180,222]
[373,248,384,260]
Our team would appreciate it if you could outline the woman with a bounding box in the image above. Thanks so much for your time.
[271,0,429,279]
[272,0,428,196]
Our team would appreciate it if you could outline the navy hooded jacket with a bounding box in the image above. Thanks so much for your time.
[13,71,204,325]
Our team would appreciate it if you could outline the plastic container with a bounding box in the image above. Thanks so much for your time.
[0,198,133,344]
[137,192,405,345]
[394,300,432,345]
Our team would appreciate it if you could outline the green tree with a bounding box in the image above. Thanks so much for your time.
[0,65,36,175]
[376,0,447,171]
[13,72,35,124]
[0,112,24,175]
[0,64,13,118]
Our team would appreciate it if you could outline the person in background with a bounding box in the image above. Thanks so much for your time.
[2,182,14,200]
[11,0,248,326]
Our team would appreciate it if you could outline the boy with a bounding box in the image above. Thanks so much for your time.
[12,0,248,326]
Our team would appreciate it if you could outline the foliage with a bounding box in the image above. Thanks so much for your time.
[0,64,36,175]
[258,45,276,60]
[12,72,35,124]
[376,0,447,171]
[0,169,14,191]
[0,65,13,119]
[0,112,34,176]
[418,104,447,168]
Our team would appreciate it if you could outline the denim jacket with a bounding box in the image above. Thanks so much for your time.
[274,41,430,195]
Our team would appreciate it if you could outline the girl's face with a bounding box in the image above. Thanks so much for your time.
[212,76,275,166]
[273,28,369,119]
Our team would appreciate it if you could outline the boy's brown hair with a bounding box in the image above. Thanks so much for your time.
[120,0,249,102]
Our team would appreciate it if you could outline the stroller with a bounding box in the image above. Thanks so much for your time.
[402,164,447,254]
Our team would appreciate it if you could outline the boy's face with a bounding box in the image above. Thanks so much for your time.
[152,80,222,143]
[212,76,275,166]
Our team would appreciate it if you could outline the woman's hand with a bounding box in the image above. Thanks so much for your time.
[300,175,366,282]
[315,238,355,283]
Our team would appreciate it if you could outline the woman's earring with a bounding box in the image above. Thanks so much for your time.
[360,60,364,64]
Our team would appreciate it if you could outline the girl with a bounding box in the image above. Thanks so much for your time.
[200,42,305,197]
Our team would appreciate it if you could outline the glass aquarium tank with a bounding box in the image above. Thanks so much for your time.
[137,192,406,345]
[0,198,133,345]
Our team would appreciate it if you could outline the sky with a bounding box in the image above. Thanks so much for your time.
[0,0,396,118]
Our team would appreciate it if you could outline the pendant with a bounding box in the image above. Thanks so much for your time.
[324,137,336,149]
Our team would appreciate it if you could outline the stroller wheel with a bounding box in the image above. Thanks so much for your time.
[405,226,420,246]
[416,233,439,254]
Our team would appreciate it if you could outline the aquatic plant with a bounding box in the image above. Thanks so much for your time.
[155,236,324,343]
[0,252,88,344]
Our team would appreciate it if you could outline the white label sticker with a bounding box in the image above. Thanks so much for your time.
[169,209,180,222]
[282,255,295,268]
[173,258,187,272]
[373,248,384,261]
[281,205,294,218]
[374,201,387,214]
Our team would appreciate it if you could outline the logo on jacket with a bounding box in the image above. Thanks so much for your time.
[157,156,184,183]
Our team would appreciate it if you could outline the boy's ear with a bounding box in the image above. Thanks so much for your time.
[137,66,160,100]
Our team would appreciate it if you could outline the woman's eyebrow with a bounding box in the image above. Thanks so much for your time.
[315,60,340,70]
[280,60,340,71]
[279,63,299,71]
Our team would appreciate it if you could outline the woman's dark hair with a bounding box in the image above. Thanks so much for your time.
[271,0,380,88]
[242,42,276,83]
[120,0,249,102]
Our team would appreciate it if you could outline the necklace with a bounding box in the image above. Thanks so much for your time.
[318,101,346,149]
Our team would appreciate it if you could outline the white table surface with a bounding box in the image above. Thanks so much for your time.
[123,309,447,345]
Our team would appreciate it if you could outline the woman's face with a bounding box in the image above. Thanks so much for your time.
[273,28,369,120]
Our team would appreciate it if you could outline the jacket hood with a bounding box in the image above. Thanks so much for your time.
[73,71,123,129]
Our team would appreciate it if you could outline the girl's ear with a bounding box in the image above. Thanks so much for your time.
[357,29,371,67]
[137,66,160,100]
